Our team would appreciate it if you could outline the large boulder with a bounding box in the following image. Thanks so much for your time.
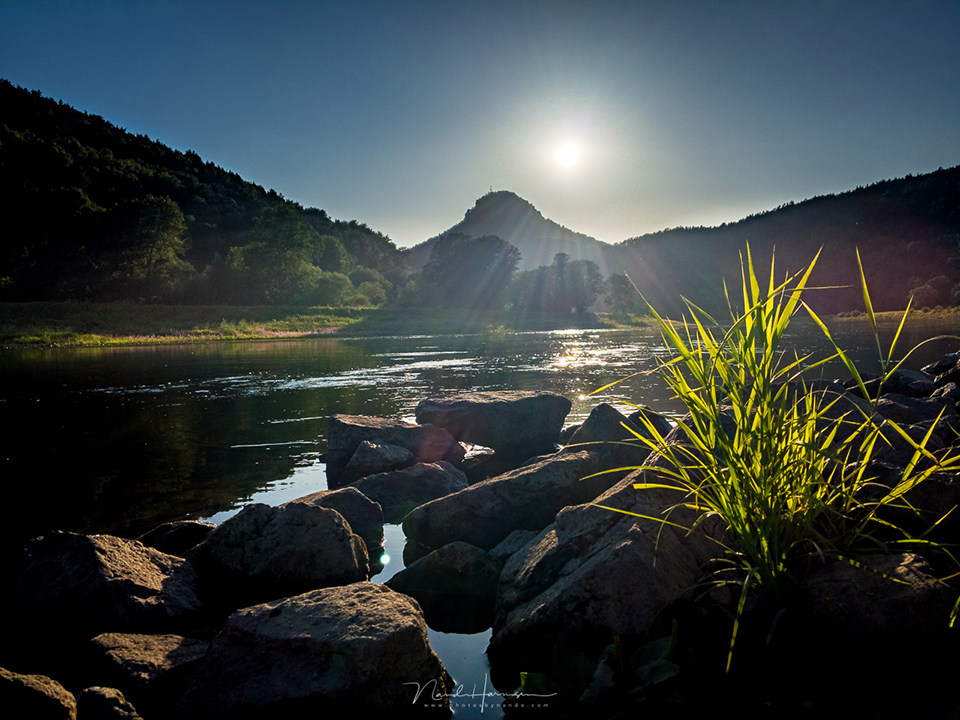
[9,532,203,640]
[177,582,450,718]
[0,667,77,719]
[75,686,143,720]
[562,403,662,468]
[348,461,469,523]
[186,503,369,608]
[402,450,607,553]
[282,487,384,563]
[414,391,572,455]
[487,471,723,683]
[326,415,465,488]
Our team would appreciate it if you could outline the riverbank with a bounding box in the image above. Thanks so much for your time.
[0,302,654,348]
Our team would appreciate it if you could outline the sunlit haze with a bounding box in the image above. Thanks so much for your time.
[2,0,958,246]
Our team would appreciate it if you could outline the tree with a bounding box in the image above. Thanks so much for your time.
[604,273,642,318]
[418,234,521,311]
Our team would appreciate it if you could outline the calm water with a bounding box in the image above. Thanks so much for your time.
[2,319,957,717]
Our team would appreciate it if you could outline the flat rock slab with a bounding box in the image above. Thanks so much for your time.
[178,582,450,717]
[326,414,465,488]
[415,391,572,453]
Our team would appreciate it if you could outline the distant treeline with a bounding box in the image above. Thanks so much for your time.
[3,79,959,317]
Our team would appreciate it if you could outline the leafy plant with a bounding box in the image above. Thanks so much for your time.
[596,247,960,671]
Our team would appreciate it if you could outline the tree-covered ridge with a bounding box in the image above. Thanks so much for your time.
[0,79,408,305]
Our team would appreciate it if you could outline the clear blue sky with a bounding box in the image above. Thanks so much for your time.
[2,0,958,247]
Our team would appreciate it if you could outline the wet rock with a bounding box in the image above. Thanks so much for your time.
[177,582,450,718]
[137,521,215,557]
[488,471,723,680]
[415,391,572,455]
[0,667,77,719]
[9,532,202,640]
[75,686,143,720]
[283,487,384,564]
[402,450,606,553]
[339,440,416,484]
[348,461,468,523]
[326,414,464,488]
[186,503,369,609]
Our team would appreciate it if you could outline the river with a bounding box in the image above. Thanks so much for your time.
[1,318,957,717]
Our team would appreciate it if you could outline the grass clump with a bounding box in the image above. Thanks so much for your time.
[598,248,960,670]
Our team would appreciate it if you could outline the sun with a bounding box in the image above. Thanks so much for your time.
[555,143,580,167]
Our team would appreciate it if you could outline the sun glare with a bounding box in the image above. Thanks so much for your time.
[555,143,580,167]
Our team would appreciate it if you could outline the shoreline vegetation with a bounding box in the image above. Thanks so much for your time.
[2,301,958,350]
[0,302,661,348]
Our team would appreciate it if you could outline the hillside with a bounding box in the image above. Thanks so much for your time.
[409,191,618,274]
[612,167,960,314]
[0,80,408,305]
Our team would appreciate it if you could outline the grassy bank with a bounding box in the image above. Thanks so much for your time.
[0,302,368,347]
[0,302,657,348]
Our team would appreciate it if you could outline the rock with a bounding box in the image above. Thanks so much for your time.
[876,392,956,425]
[932,381,960,403]
[0,667,77,719]
[922,352,960,378]
[848,369,937,398]
[387,541,501,599]
[487,471,723,681]
[75,687,143,720]
[387,541,501,633]
[562,403,651,467]
[326,414,465,488]
[9,532,202,640]
[348,461,469,523]
[627,407,674,438]
[339,440,416,484]
[186,503,369,608]
[489,529,540,563]
[137,521,215,557]
[89,633,210,702]
[414,391,572,454]
[177,582,450,717]
[282,487,384,564]
[402,450,606,553]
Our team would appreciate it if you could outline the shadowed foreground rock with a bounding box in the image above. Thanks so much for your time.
[177,583,450,719]
[9,532,203,640]
[0,667,77,719]
[282,486,384,564]
[415,390,572,455]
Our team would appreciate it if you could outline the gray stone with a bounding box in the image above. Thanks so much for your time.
[876,392,956,425]
[186,503,369,608]
[348,461,469,523]
[489,529,540,563]
[283,487,384,563]
[177,582,450,717]
[402,450,607,552]
[414,391,572,454]
[326,414,464,488]
[89,632,210,690]
[488,471,723,677]
[75,687,143,720]
[0,667,77,719]
[563,403,653,467]
[340,440,416,484]
[10,532,202,639]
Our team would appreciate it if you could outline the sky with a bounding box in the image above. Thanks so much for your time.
[2,0,959,247]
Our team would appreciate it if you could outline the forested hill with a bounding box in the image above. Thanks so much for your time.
[612,166,960,315]
[0,79,408,304]
[409,191,616,273]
